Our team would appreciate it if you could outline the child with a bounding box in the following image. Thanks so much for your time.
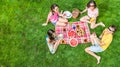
[46,29,61,54]
[42,4,68,26]
[85,25,116,64]
[80,0,105,29]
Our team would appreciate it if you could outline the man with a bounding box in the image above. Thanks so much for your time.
[85,25,116,64]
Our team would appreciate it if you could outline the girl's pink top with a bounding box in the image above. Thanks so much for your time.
[87,8,99,18]
[49,12,59,22]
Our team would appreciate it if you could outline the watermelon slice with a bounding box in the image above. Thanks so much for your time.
[69,38,78,47]
[68,30,76,38]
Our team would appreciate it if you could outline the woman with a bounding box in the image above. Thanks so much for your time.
[42,4,68,26]
[46,29,61,54]
[80,0,105,29]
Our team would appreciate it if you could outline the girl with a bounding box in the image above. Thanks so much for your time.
[46,29,61,54]
[80,0,105,29]
[42,4,68,26]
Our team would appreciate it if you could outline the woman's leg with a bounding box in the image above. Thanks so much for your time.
[90,19,105,29]
[56,21,66,26]
[80,16,90,23]
[58,17,68,23]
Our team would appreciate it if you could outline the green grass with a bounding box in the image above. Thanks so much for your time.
[0,0,120,67]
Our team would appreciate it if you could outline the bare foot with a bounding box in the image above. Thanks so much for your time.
[97,56,101,64]
[100,22,105,27]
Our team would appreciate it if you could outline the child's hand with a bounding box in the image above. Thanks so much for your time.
[80,12,83,14]
[42,23,47,26]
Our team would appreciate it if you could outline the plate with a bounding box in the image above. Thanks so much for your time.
[63,11,72,19]
[69,38,78,47]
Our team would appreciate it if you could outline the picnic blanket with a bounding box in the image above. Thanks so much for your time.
[55,21,91,44]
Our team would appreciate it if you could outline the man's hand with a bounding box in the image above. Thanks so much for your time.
[100,41,105,46]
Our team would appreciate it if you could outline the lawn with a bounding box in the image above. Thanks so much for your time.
[0,0,120,67]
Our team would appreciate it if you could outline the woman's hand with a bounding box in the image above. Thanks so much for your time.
[81,7,87,14]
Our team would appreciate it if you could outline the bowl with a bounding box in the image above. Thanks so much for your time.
[69,38,78,47]
[63,11,72,19]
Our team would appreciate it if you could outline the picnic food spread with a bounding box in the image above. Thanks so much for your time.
[89,18,95,23]
[55,21,91,47]
[76,24,85,36]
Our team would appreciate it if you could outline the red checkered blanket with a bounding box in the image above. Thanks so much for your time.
[55,21,91,44]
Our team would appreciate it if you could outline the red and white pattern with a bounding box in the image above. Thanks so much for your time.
[55,21,91,44]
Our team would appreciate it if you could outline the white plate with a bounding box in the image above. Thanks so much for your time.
[63,11,72,19]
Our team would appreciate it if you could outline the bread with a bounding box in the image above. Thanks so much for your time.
[76,25,85,36]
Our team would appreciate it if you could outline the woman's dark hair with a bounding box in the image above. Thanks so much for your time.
[47,29,55,41]
[50,4,59,14]
[87,0,97,8]
[110,25,117,33]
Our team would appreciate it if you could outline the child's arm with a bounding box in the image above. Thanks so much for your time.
[42,12,52,26]
[58,11,65,17]
[58,10,66,18]
[47,38,51,45]
[81,7,87,14]
[58,13,63,17]
[53,40,60,50]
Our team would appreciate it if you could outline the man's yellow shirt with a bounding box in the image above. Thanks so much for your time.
[100,33,113,50]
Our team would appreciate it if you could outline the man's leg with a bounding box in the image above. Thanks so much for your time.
[86,33,101,64]
[85,47,101,64]
[90,36,95,45]
[90,32,97,45]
